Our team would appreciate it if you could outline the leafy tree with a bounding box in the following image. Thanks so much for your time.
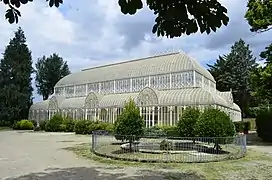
[3,0,229,38]
[0,27,33,125]
[194,108,236,151]
[207,39,258,117]
[194,108,235,137]
[177,107,201,137]
[245,0,272,33]
[250,43,272,104]
[2,0,272,37]
[35,53,70,100]
[114,98,144,150]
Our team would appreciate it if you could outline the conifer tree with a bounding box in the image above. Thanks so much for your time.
[208,39,258,117]
[0,27,33,124]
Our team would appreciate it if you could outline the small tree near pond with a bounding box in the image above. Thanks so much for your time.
[194,108,236,152]
[177,107,201,137]
[114,98,144,151]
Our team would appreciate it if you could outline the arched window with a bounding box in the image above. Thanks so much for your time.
[136,87,159,106]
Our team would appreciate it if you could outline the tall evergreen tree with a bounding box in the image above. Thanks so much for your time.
[0,27,33,124]
[207,55,229,91]
[208,39,258,117]
[250,43,272,104]
[35,53,70,100]
[260,43,272,64]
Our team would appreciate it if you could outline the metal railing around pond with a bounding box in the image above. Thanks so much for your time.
[91,131,247,163]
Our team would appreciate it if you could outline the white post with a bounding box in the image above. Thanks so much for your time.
[85,108,88,120]
[73,86,76,97]
[112,108,115,123]
[152,106,155,127]
[157,106,160,126]
[49,110,51,120]
[170,106,173,126]
[169,73,172,89]
[177,107,180,122]
[73,109,76,120]
[193,71,196,87]
[145,107,148,128]
[37,110,40,127]
[85,84,88,96]
[106,108,109,123]
[148,107,151,128]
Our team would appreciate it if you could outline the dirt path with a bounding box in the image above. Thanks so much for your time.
[0,131,201,180]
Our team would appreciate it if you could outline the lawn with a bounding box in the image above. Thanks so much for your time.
[65,143,272,179]
[0,126,11,131]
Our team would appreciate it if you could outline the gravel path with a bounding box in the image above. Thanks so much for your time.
[0,131,203,180]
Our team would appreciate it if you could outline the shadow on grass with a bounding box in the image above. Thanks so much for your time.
[5,167,205,180]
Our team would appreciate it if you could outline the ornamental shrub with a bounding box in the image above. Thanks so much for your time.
[89,121,114,134]
[62,116,76,132]
[255,108,272,142]
[143,126,166,137]
[177,107,201,137]
[114,98,144,146]
[45,114,64,132]
[20,120,34,130]
[74,119,92,134]
[13,120,34,130]
[158,125,179,137]
[194,108,236,138]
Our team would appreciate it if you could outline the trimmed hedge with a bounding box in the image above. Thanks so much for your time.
[13,119,34,130]
[73,120,114,135]
[143,126,166,137]
[256,108,272,142]
[89,121,114,134]
[158,125,179,137]
[62,117,76,132]
[45,114,64,132]
[74,120,92,134]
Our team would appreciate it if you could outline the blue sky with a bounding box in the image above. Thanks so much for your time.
[0,0,271,103]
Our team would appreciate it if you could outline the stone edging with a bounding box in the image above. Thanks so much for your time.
[91,149,246,164]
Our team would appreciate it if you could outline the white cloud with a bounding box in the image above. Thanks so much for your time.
[0,0,271,102]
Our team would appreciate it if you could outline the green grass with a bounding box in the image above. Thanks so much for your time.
[65,143,272,179]
[0,126,11,131]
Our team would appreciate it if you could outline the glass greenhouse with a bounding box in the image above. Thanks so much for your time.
[29,52,242,127]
